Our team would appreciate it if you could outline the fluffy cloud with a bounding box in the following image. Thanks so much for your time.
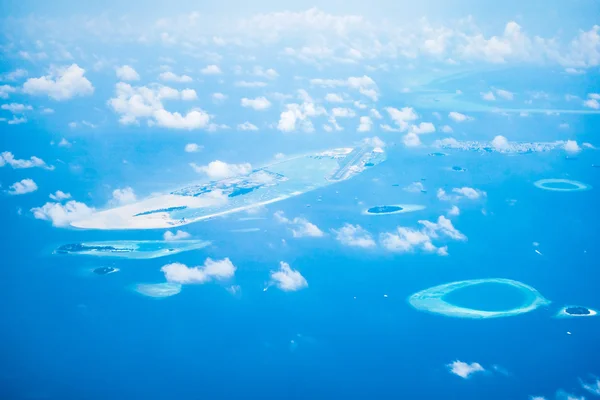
[310,75,379,101]
[325,93,344,103]
[49,190,71,201]
[111,187,136,205]
[448,111,473,122]
[583,98,600,109]
[270,261,308,291]
[385,107,418,131]
[1,103,33,113]
[491,135,510,151]
[441,125,453,133]
[438,187,487,201]
[237,122,259,131]
[31,200,95,227]
[108,82,210,129]
[241,96,271,110]
[162,258,236,284]
[190,160,252,179]
[23,64,94,100]
[8,178,37,195]
[200,65,222,75]
[0,85,17,99]
[116,65,140,81]
[0,151,53,170]
[481,91,496,101]
[448,205,460,216]
[251,66,278,79]
[495,89,514,100]
[380,215,464,255]
[448,361,485,379]
[357,116,372,132]
[564,140,581,154]
[163,230,191,241]
[332,223,376,248]
[404,182,425,192]
[410,122,436,134]
[331,107,355,118]
[277,94,326,133]
[212,92,227,103]
[274,211,324,237]
[235,80,267,88]
[403,132,421,147]
[184,143,202,153]
[158,71,193,82]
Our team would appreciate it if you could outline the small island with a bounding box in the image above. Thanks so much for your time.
[556,305,598,318]
[363,204,426,216]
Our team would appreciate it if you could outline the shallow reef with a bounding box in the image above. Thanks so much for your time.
[409,278,550,319]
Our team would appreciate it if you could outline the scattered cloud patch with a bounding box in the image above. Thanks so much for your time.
[269,261,308,291]
[1,103,33,113]
[564,140,581,154]
[448,361,485,379]
[23,64,94,100]
[448,111,472,122]
[163,230,191,241]
[190,160,252,179]
[184,143,202,153]
[241,96,271,110]
[332,224,376,248]
[491,135,510,151]
[31,200,95,227]
[200,65,222,75]
[357,116,372,132]
[0,151,53,170]
[49,190,71,201]
[274,211,324,238]
[237,122,259,131]
[115,65,140,81]
[111,187,136,205]
[158,71,193,82]
[8,178,38,195]
[162,258,236,284]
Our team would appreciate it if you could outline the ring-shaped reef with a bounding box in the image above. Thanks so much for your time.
[363,204,426,216]
[555,305,598,318]
[409,278,550,319]
[533,179,592,192]
[134,283,182,298]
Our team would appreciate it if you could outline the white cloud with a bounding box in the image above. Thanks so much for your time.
[1,103,33,113]
[252,66,278,79]
[441,125,453,133]
[358,116,372,132]
[115,65,140,81]
[590,93,600,100]
[241,96,271,110]
[448,111,472,122]
[108,82,210,129]
[332,223,376,248]
[274,211,324,238]
[158,71,193,82]
[362,136,386,148]
[235,81,267,88]
[438,187,487,201]
[200,65,222,75]
[491,135,510,151]
[162,258,236,284]
[0,85,17,99]
[163,230,191,241]
[212,92,227,103]
[310,75,379,101]
[0,151,53,170]
[583,98,600,109]
[385,107,418,131]
[181,89,198,100]
[410,122,436,134]
[23,64,94,101]
[0,69,27,81]
[448,361,485,379]
[270,261,308,291]
[565,67,585,75]
[404,182,425,193]
[8,178,37,195]
[325,93,344,103]
[184,143,202,153]
[49,190,71,201]
[237,122,259,131]
[481,91,496,101]
[332,107,355,117]
[448,205,460,216]
[6,116,27,125]
[111,187,136,205]
[190,160,252,179]
[370,109,382,119]
[495,89,514,100]
[403,132,421,147]
[58,138,71,147]
[31,200,95,227]
[564,140,581,154]
[277,97,326,133]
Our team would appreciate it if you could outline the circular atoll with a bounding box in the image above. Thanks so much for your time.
[93,266,119,275]
[408,278,550,319]
[363,204,426,215]
[134,283,182,298]
[533,179,592,192]
[556,305,598,318]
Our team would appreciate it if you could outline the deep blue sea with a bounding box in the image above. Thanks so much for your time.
[1,113,599,399]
